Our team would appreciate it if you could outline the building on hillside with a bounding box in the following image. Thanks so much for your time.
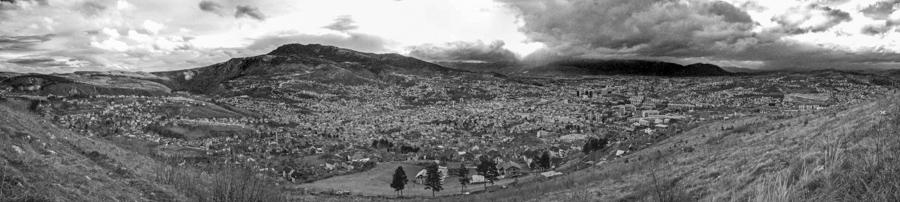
[540,171,563,178]
[629,96,645,105]
[498,161,527,177]
[446,162,465,176]
[641,110,660,118]
[471,175,486,183]
[415,167,448,184]
[798,105,821,111]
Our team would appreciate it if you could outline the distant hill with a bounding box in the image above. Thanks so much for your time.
[524,59,736,77]
[154,43,464,94]
[432,61,519,73]
[720,66,766,73]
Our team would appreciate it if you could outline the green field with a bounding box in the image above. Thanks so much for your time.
[293,161,533,197]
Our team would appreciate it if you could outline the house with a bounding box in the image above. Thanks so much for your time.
[415,169,429,184]
[629,96,645,105]
[537,130,551,138]
[540,171,563,178]
[641,110,660,118]
[498,161,526,177]
[799,105,821,111]
[471,175,486,183]
[446,162,464,176]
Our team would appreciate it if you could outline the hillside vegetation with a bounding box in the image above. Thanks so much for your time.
[0,99,181,201]
[437,93,900,202]
[0,98,287,202]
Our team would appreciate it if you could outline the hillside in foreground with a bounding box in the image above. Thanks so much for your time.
[0,97,184,201]
[437,92,900,202]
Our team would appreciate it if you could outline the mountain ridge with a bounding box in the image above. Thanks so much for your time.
[524,59,737,77]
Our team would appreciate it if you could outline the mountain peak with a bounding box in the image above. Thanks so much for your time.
[268,43,359,57]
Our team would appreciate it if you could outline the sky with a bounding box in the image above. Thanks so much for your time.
[1,0,900,73]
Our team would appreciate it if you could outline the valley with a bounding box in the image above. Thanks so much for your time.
[1,44,898,201]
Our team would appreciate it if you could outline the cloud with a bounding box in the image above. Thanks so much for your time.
[142,20,165,35]
[498,0,757,59]
[198,0,221,13]
[715,40,900,70]
[235,5,265,21]
[407,40,518,62]
[245,31,394,54]
[498,0,900,70]
[0,0,44,5]
[323,15,358,32]
[0,34,52,51]
[861,0,899,20]
[78,1,107,17]
[5,58,67,66]
[770,3,852,34]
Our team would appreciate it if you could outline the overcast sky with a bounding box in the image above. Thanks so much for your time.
[1,0,900,73]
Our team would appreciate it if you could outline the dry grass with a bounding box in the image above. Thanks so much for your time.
[154,162,287,202]
[0,166,52,202]
[750,104,900,202]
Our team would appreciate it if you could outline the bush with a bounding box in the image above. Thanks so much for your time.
[154,163,287,202]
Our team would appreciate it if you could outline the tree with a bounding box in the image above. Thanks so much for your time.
[583,138,609,154]
[540,151,551,170]
[582,140,594,154]
[484,163,499,185]
[476,157,497,189]
[390,166,408,196]
[457,163,470,194]
[423,164,443,197]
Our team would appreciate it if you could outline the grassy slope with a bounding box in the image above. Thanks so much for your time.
[436,93,900,202]
[294,161,530,198]
[0,99,185,202]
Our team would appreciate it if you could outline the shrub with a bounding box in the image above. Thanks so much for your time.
[154,163,287,202]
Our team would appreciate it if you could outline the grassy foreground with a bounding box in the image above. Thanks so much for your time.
[434,94,900,202]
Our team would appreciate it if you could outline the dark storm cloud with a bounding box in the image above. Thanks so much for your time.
[246,32,393,54]
[771,4,851,34]
[497,0,900,70]
[708,1,754,23]
[407,40,518,62]
[323,15,358,32]
[199,0,222,13]
[498,0,756,58]
[235,5,265,21]
[719,41,900,70]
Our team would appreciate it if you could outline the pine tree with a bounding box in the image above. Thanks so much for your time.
[583,140,594,154]
[540,151,551,170]
[423,164,443,197]
[476,157,491,189]
[458,163,470,194]
[484,162,499,185]
[390,166,408,196]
